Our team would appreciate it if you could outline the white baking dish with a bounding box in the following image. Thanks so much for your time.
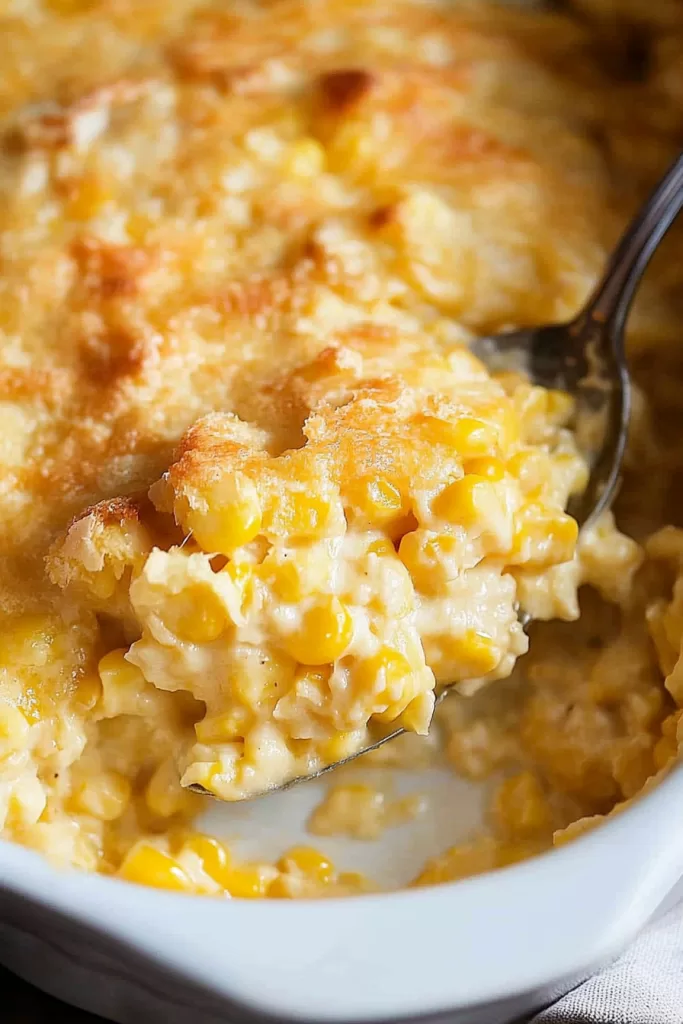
[1,761,682,1024]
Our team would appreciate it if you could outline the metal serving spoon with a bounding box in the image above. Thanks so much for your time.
[195,150,683,800]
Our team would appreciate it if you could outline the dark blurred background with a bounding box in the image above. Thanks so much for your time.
[3,966,105,1022]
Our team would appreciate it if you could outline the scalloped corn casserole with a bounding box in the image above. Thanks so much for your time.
[1,0,683,898]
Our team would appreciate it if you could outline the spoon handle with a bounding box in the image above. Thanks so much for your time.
[582,150,683,334]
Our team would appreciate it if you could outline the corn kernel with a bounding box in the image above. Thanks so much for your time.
[180,475,261,556]
[347,476,405,524]
[364,552,414,618]
[337,871,368,891]
[98,648,140,687]
[367,537,395,557]
[265,559,303,602]
[516,386,574,438]
[126,212,154,243]
[284,138,326,178]
[72,834,101,873]
[267,876,294,898]
[510,504,579,568]
[446,629,501,677]
[432,475,498,527]
[71,771,131,821]
[67,174,110,221]
[398,530,458,595]
[281,597,353,665]
[188,762,227,794]
[354,647,411,703]
[554,452,590,497]
[261,545,333,604]
[308,782,383,838]
[5,775,46,830]
[182,834,231,885]
[223,558,255,611]
[506,450,553,492]
[0,615,58,668]
[224,558,251,584]
[145,759,191,818]
[328,122,376,174]
[72,672,102,712]
[266,490,334,539]
[514,385,548,430]
[321,729,363,763]
[278,846,335,883]
[119,843,193,892]
[397,530,425,585]
[491,403,521,451]
[464,457,505,481]
[98,648,149,715]
[399,691,434,732]
[545,389,574,425]
[224,863,272,898]
[417,415,499,458]
[233,648,296,711]
[172,586,227,644]
[374,691,419,726]
[196,706,251,743]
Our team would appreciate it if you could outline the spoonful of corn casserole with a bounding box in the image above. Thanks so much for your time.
[46,149,683,801]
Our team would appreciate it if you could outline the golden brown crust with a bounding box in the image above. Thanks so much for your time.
[70,236,156,301]
[10,77,155,151]
[0,367,70,407]
[0,0,681,621]
[70,495,148,530]
[317,70,378,113]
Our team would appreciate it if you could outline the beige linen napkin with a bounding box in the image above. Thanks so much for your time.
[532,904,683,1023]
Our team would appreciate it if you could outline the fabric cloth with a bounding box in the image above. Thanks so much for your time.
[532,904,683,1023]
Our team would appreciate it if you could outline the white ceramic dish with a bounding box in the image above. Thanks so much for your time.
[2,761,683,1024]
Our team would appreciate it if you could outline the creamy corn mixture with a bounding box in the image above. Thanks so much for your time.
[1,0,683,897]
